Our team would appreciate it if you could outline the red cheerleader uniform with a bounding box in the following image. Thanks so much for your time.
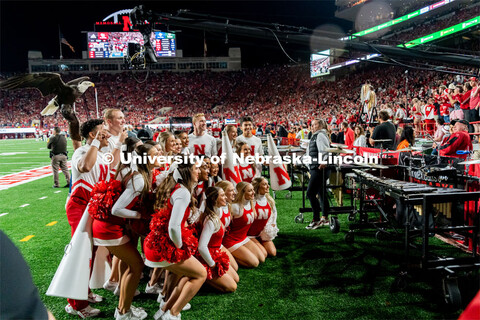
[195,181,206,203]
[248,198,272,238]
[129,170,158,237]
[196,216,230,280]
[67,144,111,236]
[222,201,255,252]
[238,162,255,183]
[144,184,198,267]
[219,206,232,229]
[91,174,145,246]
[412,105,422,120]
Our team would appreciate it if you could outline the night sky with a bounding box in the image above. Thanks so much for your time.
[0,1,351,73]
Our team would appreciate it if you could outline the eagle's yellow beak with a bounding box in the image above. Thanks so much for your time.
[91,83,95,87]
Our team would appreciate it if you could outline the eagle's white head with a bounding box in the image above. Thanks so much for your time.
[78,81,95,94]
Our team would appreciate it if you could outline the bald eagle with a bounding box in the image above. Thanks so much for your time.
[0,73,94,141]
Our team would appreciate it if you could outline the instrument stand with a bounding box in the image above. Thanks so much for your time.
[294,166,312,223]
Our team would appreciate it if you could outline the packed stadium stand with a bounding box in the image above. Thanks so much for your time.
[0,62,475,135]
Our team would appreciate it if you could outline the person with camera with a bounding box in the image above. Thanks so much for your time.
[47,127,70,188]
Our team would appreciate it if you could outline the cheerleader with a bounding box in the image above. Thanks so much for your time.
[411,99,423,133]
[235,142,259,183]
[176,131,190,155]
[91,144,160,320]
[160,160,208,305]
[144,140,163,155]
[208,162,222,187]
[196,187,239,292]
[225,124,237,147]
[158,131,176,154]
[250,177,279,257]
[217,125,237,156]
[215,181,238,271]
[173,137,182,155]
[222,182,265,268]
[64,119,124,318]
[193,159,210,219]
[144,162,206,320]
[104,136,143,294]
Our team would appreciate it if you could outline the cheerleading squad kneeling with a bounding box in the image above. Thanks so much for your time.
[56,109,279,320]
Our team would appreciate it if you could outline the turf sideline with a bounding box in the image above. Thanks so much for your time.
[0,163,71,190]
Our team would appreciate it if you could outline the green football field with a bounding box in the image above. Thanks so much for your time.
[0,139,477,319]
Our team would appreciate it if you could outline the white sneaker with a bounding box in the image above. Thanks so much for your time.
[153,307,165,320]
[65,304,101,318]
[161,310,181,320]
[145,282,162,294]
[115,309,141,320]
[159,299,166,310]
[305,221,321,230]
[157,293,165,303]
[182,303,191,311]
[131,306,147,320]
[320,217,329,226]
[114,286,140,297]
[103,280,118,292]
[87,292,103,303]
[115,307,147,320]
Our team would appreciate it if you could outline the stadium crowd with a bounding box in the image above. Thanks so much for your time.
[1,62,478,139]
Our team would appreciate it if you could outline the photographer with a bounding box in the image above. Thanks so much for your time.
[47,127,70,188]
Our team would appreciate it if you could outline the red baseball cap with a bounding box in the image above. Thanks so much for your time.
[469,77,477,81]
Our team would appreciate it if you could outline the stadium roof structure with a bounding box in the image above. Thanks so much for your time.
[348,0,464,39]
[327,15,480,73]
[133,7,480,68]
[334,0,455,22]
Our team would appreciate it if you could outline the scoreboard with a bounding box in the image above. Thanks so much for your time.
[310,50,331,78]
[153,32,176,57]
[88,31,176,59]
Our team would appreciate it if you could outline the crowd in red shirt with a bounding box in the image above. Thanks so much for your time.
[0,62,477,136]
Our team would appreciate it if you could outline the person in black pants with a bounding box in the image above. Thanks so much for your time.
[47,127,70,188]
[305,119,331,230]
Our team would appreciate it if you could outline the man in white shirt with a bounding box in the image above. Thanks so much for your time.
[236,116,264,176]
[103,108,126,152]
[236,116,264,156]
[188,113,217,157]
